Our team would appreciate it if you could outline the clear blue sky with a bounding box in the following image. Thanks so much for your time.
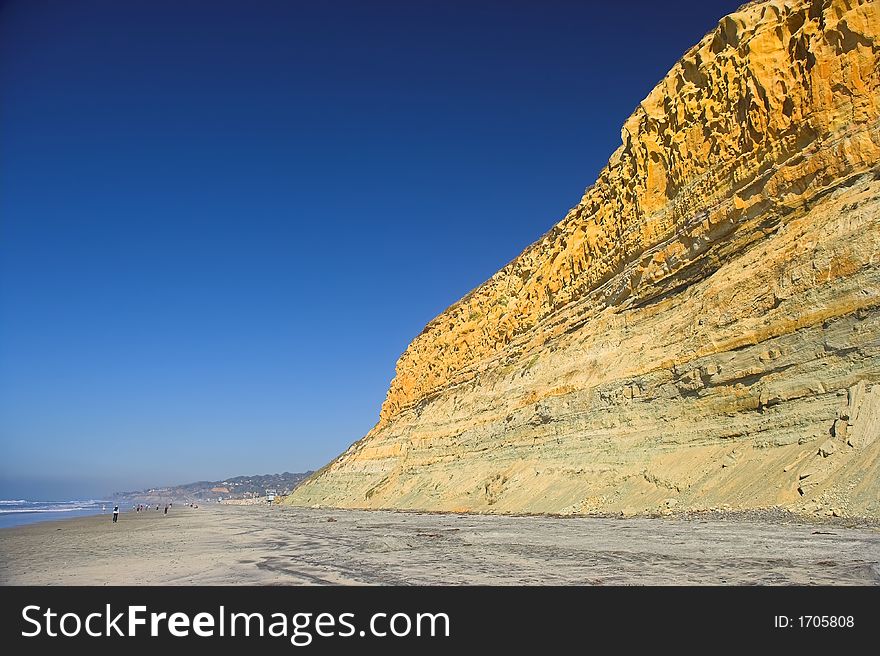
[0,0,741,500]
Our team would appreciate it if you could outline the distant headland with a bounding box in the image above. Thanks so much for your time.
[111,471,312,505]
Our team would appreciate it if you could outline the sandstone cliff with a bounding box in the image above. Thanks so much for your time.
[289,0,880,519]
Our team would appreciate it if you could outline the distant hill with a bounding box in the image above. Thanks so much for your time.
[112,471,312,504]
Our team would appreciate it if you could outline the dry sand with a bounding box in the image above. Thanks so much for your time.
[1,505,878,585]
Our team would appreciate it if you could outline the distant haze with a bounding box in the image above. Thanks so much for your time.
[0,0,742,500]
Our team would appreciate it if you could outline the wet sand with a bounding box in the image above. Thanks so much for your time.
[1,504,878,585]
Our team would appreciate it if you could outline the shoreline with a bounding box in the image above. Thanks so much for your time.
[1,504,878,585]
[0,508,107,531]
[7,500,878,535]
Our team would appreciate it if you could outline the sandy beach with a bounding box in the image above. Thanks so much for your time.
[1,504,878,585]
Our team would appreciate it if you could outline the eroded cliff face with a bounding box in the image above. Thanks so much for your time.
[289,0,880,518]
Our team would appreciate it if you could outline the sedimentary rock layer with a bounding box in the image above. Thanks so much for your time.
[289,0,880,518]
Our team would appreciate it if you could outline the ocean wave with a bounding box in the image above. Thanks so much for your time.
[0,507,93,514]
[0,499,107,506]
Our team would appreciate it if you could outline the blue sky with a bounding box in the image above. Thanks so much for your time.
[0,0,741,499]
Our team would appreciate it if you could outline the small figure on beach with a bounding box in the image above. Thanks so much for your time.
[164,504,168,515]
[112,505,119,523]
[156,505,159,511]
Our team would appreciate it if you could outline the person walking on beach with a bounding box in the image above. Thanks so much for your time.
[112,505,119,523]
[164,504,168,515]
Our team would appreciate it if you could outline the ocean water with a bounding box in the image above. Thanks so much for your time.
[0,499,112,529]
